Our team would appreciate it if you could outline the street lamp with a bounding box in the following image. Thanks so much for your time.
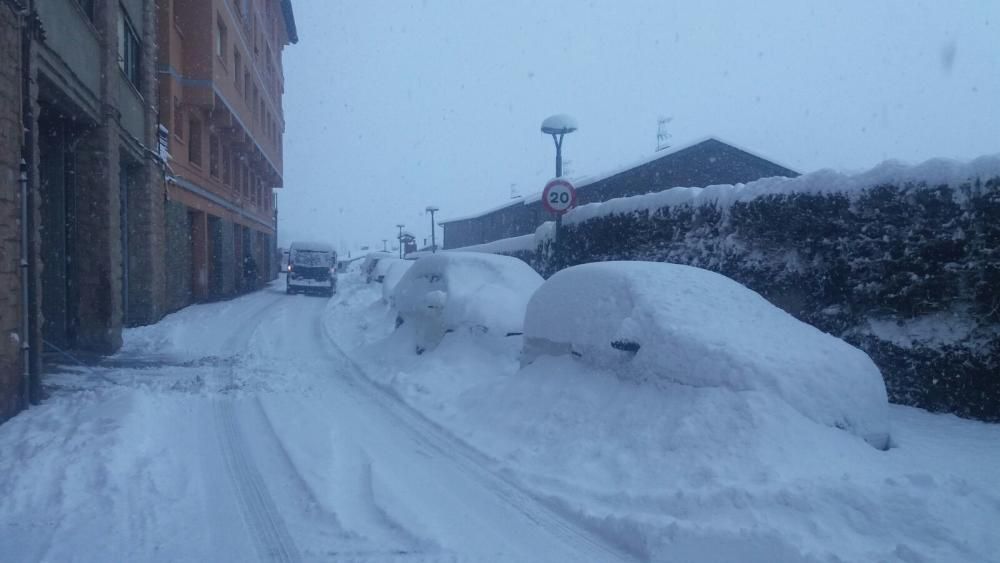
[541,115,578,250]
[396,224,405,258]
[426,206,439,253]
[541,114,578,178]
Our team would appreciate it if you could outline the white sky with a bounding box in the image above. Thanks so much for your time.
[277,0,999,253]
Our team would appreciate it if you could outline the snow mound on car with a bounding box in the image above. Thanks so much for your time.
[380,259,414,305]
[523,261,890,448]
[394,252,543,344]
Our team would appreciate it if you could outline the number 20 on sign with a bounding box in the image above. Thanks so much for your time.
[542,178,577,215]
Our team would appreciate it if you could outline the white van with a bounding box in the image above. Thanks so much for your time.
[286,241,337,296]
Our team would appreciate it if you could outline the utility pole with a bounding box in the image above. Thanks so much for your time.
[425,206,439,253]
[396,224,405,258]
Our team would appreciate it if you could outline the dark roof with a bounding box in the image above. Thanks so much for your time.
[281,0,299,44]
[441,137,797,225]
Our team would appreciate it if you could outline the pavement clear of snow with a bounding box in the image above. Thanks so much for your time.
[1,269,998,562]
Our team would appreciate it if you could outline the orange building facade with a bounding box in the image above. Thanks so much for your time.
[157,0,296,303]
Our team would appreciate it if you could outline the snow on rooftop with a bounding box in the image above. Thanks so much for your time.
[450,233,537,255]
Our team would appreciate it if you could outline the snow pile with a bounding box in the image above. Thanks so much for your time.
[326,257,1000,563]
[523,261,891,448]
[564,152,1000,226]
[380,259,414,305]
[393,252,543,351]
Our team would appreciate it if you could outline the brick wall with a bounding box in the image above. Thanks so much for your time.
[0,6,23,421]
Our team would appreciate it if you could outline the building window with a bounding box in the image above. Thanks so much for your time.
[233,156,242,191]
[222,146,232,185]
[216,18,227,62]
[173,97,183,140]
[234,50,241,90]
[209,134,220,177]
[188,118,202,166]
[118,6,142,88]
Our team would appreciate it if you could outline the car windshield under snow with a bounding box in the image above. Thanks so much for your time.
[292,250,329,267]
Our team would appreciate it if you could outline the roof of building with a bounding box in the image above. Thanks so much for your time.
[440,136,797,225]
[281,0,299,44]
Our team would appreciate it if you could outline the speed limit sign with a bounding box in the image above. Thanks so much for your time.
[542,178,577,215]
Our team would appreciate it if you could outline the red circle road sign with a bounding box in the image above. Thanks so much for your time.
[542,178,577,215]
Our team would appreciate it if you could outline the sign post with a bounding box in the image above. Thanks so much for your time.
[542,178,577,257]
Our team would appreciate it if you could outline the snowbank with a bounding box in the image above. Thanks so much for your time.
[327,260,1000,563]
[523,261,891,448]
[393,252,543,351]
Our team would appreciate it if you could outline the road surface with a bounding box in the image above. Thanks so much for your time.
[0,282,631,562]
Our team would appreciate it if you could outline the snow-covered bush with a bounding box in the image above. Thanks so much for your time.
[393,252,543,352]
[522,261,891,449]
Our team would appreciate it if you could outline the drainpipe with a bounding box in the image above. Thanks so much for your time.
[19,160,30,407]
[18,0,39,406]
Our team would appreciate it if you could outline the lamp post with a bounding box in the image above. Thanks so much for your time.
[541,114,578,250]
[396,224,405,258]
[426,206,439,253]
[541,114,577,178]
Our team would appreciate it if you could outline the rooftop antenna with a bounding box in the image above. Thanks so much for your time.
[656,116,673,151]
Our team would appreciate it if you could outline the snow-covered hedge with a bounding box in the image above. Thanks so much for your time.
[476,154,1000,422]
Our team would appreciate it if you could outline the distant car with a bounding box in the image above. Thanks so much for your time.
[286,241,337,296]
[521,261,891,449]
[393,252,543,353]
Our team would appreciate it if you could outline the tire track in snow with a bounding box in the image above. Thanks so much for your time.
[316,315,640,562]
[214,289,303,562]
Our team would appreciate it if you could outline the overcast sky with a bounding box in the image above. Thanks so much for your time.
[277,0,999,253]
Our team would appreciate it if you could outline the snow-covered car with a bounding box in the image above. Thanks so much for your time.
[393,252,543,353]
[286,241,337,296]
[522,261,891,449]
[361,251,394,283]
[380,259,414,306]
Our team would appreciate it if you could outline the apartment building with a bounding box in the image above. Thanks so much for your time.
[157,0,296,306]
[1,0,163,422]
[0,0,297,423]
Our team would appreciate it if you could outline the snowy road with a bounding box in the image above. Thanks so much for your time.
[0,283,630,562]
